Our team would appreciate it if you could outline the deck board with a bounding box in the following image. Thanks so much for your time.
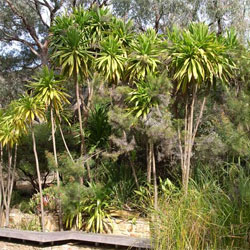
[0,228,151,249]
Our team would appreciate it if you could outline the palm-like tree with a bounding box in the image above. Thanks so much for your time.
[167,23,235,193]
[126,75,164,209]
[0,107,21,227]
[111,18,134,48]
[29,66,70,230]
[88,6,112,43]
[51,25,92,155]
[96,35,127,85]
[127,80,160,120]
[126,29,161,83]
[14,95,46,231]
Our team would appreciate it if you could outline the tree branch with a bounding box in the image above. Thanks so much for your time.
[1,31,40,57]
[33,1,50,29]
[49,0,65,26]
[100,0,110,7]
[191,96,207,146]
[5,0,41,48]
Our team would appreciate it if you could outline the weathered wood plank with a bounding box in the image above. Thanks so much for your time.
[0,228,152,249]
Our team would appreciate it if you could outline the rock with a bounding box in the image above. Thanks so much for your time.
[2,209,150,238]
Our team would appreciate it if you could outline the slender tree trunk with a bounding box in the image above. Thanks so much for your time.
[0,143,7,227]
[58,124,74,162]
[86,161,92,182]
[180,88,207,195]
[4,145,13,227]
[129,156,139,190]
[185,87,196,193]
[83,79,94,182]
[75,74,85,185]
[147,142,152,183]
[50,108,63,231]
[31,128,45,232]
[41,46,49,66]
[151,142,158,210]
[182,100,194,194]
[0,144,18,227]
[6,144,17,227]
[75,75,85,155]
[0,193,2,227]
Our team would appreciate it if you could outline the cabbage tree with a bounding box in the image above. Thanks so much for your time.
[167,23,235,193]
[14,95,46,231]
[0,108,21,227]
[51,24,92,155]
[96,35,127,85]
[29,66,70,230]
[126,29,161,83]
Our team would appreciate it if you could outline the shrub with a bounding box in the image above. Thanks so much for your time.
[62,182,112,233]
[29,186,57,214]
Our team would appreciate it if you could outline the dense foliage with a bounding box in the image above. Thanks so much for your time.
[0,2,249,249]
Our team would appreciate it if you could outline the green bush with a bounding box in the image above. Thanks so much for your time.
[62,182,112,233]
[29,186,57,214]
[62,183,88,230]
[11,190,32,212]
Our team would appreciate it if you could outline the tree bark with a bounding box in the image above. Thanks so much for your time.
[40,43,49,66]
[75,74,85,185]
[31,128,45,232]
[50,107,63,231]
[58,124,74,162]
[5,145,12,227]
[179,87,207,194]
[86,161,92,182]
[147,142,152,183]
[5,0,63,67]
[6,144,17,227]
[0,143,7,226]
[151,142,158,210]
[75,75,85,156]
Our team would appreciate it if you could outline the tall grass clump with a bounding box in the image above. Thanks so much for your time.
[151,164,250,250]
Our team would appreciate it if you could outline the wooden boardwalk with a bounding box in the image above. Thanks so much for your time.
[0,228,151,249]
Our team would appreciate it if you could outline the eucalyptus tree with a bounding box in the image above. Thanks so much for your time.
[167,23,235,193]
[14,95,46,231]
[29,66,70,230]
[111,0,201,32]
[0,0,67,67]
[203,0,250,39]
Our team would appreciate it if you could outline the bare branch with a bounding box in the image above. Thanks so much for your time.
[41,0,53,12]
[2,31,40,57]
[33,0,50,29]
[49,0,65,26]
